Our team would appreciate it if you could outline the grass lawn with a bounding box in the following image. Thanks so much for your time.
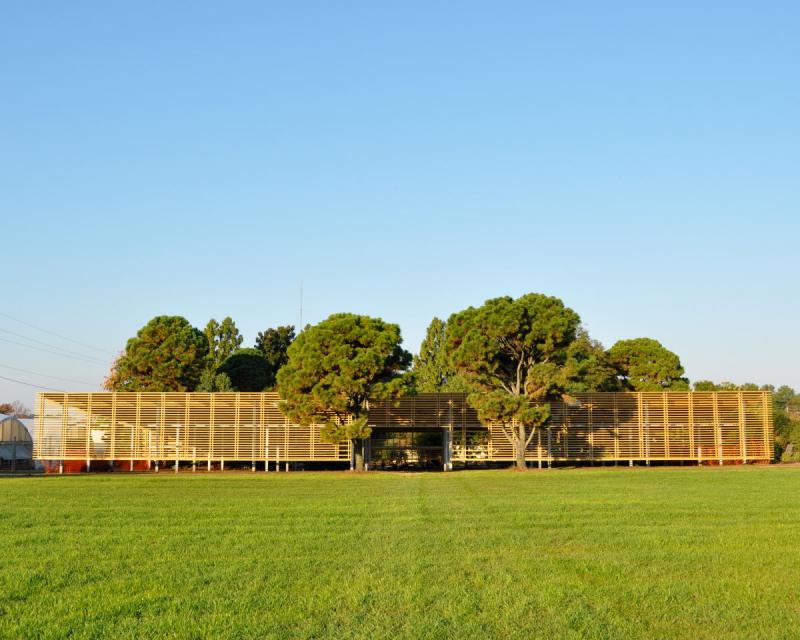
[2,467,799,639]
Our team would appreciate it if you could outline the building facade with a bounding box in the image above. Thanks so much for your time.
[34,391,774,470]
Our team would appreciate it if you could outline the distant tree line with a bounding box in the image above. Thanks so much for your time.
[103,293,796,469]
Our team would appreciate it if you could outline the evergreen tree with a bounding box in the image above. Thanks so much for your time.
[562,329,620,393]
[607,338,689,391]
[218,348,271,392]
[255,325,295,388]
[196,370,234,392]
[204,317,243,372]
[445,293,582,470]
[412,317,468,393]
[277,313,411,471]
[105,316,208,391]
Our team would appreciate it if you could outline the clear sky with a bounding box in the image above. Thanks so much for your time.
[1,1,798,409]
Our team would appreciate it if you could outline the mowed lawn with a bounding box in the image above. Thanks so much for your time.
[2,468,800,639]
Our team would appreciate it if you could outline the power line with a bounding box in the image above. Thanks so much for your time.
[0,337,109,367]
[0,310,116,356]
[0,327,110,364]
[0,373,64,391]
[0,364,97,387]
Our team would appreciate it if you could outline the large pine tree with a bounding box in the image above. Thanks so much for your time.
[445,293,582,469]
[105,316,208,391]
[277,313,411,471]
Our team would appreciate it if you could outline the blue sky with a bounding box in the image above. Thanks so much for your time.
[1,1,798,408]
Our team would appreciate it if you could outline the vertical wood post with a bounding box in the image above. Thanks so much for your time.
[663,394,669,460]
[159,393,166,462]
[60,393,68,468]
[252,407,257,472]
[762,391,771,461]
[446,400,453,471]
[537,428,542,469]
[184,393,191,466]
[134,392,141,468]
[613,393,620,460]
[644,397,650,466]
[713,393,722,465]
[688,393,695,461]
[739,391,747,464]
[210,394,216,469]
[588,400,594,465]
[234,394,241,461]
[110,393,117,460]
[637,392,644,462]
[85,394,93,473]
[35,394,44,463]
[175,426,180,473]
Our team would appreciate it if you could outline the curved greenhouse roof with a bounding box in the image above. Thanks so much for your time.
[0,413,33,462]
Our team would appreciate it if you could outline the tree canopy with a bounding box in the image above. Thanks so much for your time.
[218,348,271,392]
[411,317,469,393]
[255,325,296,388]
[196,370,234,392]
[277,313,411,470]
[105,316,208,391]
[608,338,689,391]
[692,379,719,391]
[444,293,582,469]
[204,317,243,372]
[562,328,620,393]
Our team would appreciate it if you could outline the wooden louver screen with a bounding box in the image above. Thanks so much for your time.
[34,391,772,463]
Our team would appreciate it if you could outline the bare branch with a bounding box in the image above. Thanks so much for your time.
[497,423,516,445]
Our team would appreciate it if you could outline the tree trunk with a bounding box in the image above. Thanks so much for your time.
[353,438,365,472]
[515,423,527,470]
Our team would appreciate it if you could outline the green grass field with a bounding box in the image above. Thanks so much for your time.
[2,467,799,639]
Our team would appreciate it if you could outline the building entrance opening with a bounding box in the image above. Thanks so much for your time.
[369,429,444,470]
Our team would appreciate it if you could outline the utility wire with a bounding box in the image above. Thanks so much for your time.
[0,327,111,364]
[0,373,64,391]
[0,364,97,387]
[0,310,116,356]
[0,337,109,367]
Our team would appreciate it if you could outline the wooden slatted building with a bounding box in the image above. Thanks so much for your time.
[33,391,773,469]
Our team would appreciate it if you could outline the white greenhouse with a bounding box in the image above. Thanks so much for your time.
[0,413,33,470]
